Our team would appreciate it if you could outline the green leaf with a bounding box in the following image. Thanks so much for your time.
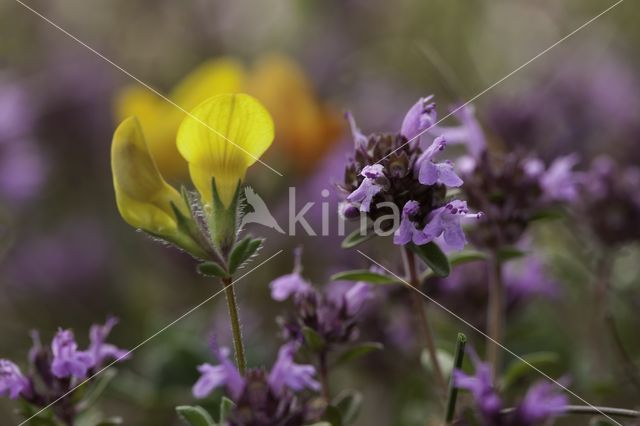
[330,270,397,285]
[219,396,235,424]
[302,326,326,352]
[197,261,229,278]
[502,352,559,389]
[341,227,376,249]
[334,342,383,366]
[411,242,451,277]
[176,405,215,426]
[76,368,117,411]
[420,250,487,281]
[332,391,363,425]
[96,418,123,426]
[323,405,343,426]
[228,236,251,273]
[496,246,526,263]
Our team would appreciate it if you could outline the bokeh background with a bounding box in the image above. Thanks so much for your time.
[1,0,640,424]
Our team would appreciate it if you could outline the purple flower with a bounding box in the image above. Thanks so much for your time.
[393,200,427,246]
[89,317,130,366]
[400,96,437,142]
[422,200,482,250]
[0,360,30,400]
[345,111,368,150]
[416,136,463,187]
[347,164,387,212]
[193,346,245,400]
[538,154,580,202]
[453,348,502,420]
[343,282,372,315]
[50,329,95,379]
[268,343,320,396]
[270,247,313,301]
[514,381,568,425]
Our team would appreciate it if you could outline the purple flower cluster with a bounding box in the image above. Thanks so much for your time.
[453,347,567,425]
[0,318,128,423]
[193,340,322,425]
[339,97,481,251]
[270,250,372,348]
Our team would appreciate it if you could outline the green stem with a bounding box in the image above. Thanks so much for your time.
[445,333,467,424]
[222,277,246,375]
[402,247,448,403]
[486,252,504,379]
[319,351,330,401]
[501,405,640,419]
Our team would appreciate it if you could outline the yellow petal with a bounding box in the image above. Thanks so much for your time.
[114,87,187,182]
[176,94,274,207]
[247,53,343,173]
[111,117,185,235]
[171,58,246,111]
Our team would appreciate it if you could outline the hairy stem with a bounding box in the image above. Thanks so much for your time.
[222,277,246,375]
[402,247,448,402]
[486,253,504,379]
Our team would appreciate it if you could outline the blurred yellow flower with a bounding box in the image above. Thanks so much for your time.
[176,94,274,208]
[248,54,343,173]
[114,58,245,182]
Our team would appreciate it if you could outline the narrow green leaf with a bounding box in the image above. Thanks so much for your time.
[228,236,252,274]
[496,246,526,263]
[76,368,117,411]
[420,250,487,281]
[341,228,376,249]
[219,396,235,424]
[502,352,559,389]
[323,405,343,426]
[333,391,363,425]
[411,242,451,277]
[176,405,215,426]
[330,270,397,285]
[302,326,326,352]
[197,261,229,278]
[334,343,383,366]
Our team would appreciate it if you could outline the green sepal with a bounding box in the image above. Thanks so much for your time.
[334,342,383,367]
[176,405,215,426]
[341,227,376,249]
[228,237,263,274]
[330,270,397,285]
[197,261,229,278]
[219,396,235,424]
[302,326,326,352]
[209,178,242,256]
[411,242,451,277]
[332,390,363,426]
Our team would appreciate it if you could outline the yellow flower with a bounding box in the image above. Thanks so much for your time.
[247,53,343,173]
[111,117,206,257]
[114,58,245,182]
[176,94,274,208]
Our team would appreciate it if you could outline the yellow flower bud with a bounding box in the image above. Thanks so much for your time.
[111,116,187,236]
[176,94,274,208]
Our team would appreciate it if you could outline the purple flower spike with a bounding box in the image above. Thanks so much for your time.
[400,96,437,142]
[89,317,130,366]
[268,343,320,396]
[539,154,580,202]
[51,329,95,379]
[270,247,312,301]
[422,200,482,251]
[345,111,368,150]
[343,282,371,315]
[347,164,387,212]
[453,347,502,419]
[0,360,30,400]
[514,381,568,425]
[193,345,244,400]
[394,200,427,246]
[416,136,463,188]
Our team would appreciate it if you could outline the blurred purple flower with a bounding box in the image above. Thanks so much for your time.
[268,343,320,396]
[453,347,502,421]
[193,346,244,400]
[270,247,313,301]
[51,329,94,379]
[89,317,130,366]
[400,95,437,142]
[513,381,568,425]
[345,111,368,150]
[0,360,30,400]
[343,282,372,316]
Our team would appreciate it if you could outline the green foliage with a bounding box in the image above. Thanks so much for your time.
[228,236,263,274]
[334,342,383,366]
[303,326,327,352]
[330,270,397,285]
[176,405,215,426]
[411,242,451,277]
[341,227,376,249]
[196,261,228,278]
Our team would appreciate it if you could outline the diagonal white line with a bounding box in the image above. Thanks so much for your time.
[356,250,623,426]
[13,0,284,178]
[17,250,284,426]
[377,0,625,164]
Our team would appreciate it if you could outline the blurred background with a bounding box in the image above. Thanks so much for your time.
[1,0,639,424]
